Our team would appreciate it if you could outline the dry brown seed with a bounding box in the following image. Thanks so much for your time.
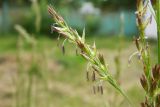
[137,14,143,26]
[81,50,84,54]
[158,65,160,71]
[92,71,96,82]
[92,66,98,72]
[143,65,147,74]
[59,32,68,38]
[76,40,86,52]
[92,66,103,77]
[48,6,56,18]
[144,102,149,107]
[48,6,65,23]
[140,102,146,107]
[145,97,149,106]
[156,65,160,75]
[150,78,157,94]
[152,65,160,80]
[140,75,147,91]
[98,54,105,66]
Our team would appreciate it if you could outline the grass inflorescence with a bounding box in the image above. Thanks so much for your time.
[48,5,131,104]
[133,0,160,106]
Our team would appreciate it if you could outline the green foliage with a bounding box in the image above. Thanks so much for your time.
[28,63,42,78]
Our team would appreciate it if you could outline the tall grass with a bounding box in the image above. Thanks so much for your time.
[134,0,160,106]
[14,25,50,107]
[31,0,41,33]
[157,0,160,64]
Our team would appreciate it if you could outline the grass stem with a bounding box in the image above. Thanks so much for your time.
[157,0,160,64]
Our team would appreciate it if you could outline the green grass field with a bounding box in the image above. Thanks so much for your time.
[0,35,157,107]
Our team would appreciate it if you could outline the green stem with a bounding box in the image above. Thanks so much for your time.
[157,0,160,64]
[27,75,33,107]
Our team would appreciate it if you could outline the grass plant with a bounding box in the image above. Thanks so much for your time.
[133,0,160,106]
[48,5,131,105]
[48,0,160,106]
[14,25,50,107]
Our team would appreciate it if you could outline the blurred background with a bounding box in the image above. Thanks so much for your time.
[0,0,157,107]
[0,0,137,36]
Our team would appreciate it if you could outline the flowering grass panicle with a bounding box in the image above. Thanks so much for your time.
[48,5,131,104]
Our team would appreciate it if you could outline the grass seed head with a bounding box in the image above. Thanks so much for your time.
[48,5,65,24]
[98,54,105,66]
[141,102,145,107]
[150,78,157,95]
[48,5,130,103]
[76,40,86,53]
